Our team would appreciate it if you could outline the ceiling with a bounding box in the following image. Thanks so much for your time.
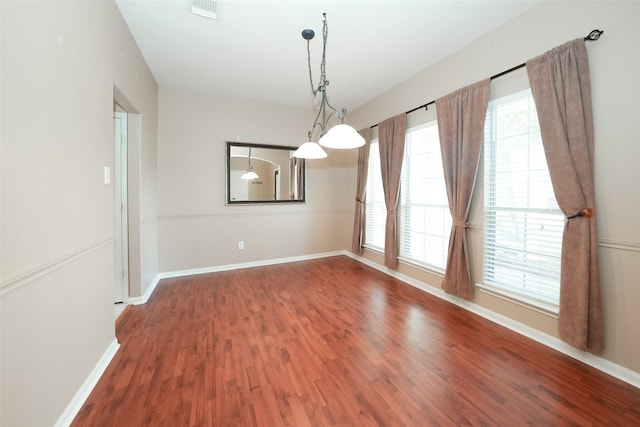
[115,0,540,112]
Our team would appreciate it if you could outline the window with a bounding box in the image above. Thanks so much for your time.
[364,139,385,251]
[482,90,563,312]
[399,123,451,270]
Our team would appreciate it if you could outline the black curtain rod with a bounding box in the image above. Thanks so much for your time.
[370,29,604,129]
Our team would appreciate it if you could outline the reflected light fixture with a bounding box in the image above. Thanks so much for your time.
[241,148,259,180]
[293,13,365,159]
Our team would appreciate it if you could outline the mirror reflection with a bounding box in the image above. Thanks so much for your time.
[226,142,305,204]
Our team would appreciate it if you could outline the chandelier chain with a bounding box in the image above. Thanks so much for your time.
[294,13,365,157]
[307,13,329,97]
[306,41,316,96]
[319,13,327,92]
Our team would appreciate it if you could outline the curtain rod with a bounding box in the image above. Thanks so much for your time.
[369,29,604,129]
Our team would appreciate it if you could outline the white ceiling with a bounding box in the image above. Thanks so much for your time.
[115,0,540,111]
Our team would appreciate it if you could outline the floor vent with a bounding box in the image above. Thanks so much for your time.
[191,0,217,20]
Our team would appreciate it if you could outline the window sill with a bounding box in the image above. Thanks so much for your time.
[397,256,446,278]
[362,244,384,255]
[476,283,559,318]
[360,249,445,278]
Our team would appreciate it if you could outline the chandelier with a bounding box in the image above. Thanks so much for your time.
[293,13,365,159]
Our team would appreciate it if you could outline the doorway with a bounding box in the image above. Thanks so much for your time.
[114,106,129,305]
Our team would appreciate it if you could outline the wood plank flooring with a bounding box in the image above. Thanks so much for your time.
[72,256,640,426]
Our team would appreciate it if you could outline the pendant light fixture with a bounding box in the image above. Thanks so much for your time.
[293,13,364,159]
[241,147,259,180]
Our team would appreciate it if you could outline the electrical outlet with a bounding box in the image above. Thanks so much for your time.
[238,241,245,250]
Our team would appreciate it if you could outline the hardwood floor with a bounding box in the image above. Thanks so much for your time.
[72,256,640,426]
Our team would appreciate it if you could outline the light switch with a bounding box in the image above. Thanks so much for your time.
[104,166,111,184]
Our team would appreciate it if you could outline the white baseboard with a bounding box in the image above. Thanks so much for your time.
[141,250,640,390]
[54,339,120,427]
[128,274,162,306]
[157,251,345,281]
[129,252,343,305]
[345,251,640,390]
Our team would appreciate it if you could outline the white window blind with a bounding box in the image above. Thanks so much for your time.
[483,90,563,310]
[399,123,451,270]
[365,139,385,250]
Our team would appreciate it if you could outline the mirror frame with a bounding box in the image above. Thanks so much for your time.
[226,141,306,205]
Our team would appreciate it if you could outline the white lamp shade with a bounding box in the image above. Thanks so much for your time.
[293,141,328,159]
[241,171,259,180]
[319,124,365,149]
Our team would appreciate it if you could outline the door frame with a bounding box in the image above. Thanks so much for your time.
[114,107,129,304]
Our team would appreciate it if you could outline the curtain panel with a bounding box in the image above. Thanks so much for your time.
[378,114,407,268]
[526,39,604,353]
[351,128,372,254]
[436,79,490,299]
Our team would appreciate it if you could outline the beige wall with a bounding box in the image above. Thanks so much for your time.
[0,1,158,426]
[348,1,640,374]
[1,1,637,425]
[157,86,356,271]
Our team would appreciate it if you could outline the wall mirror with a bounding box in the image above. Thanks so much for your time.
[226,141,305,204]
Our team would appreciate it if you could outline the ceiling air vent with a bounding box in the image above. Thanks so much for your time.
[191,0,217,20]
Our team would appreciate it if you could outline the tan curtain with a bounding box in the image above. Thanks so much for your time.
[436,79,490,299]
[378,114,407,268]
[351,128,372,254]
[526,39,603,353]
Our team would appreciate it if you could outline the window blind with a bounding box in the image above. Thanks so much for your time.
[365,139,386,250]
[483,90,563,308]
[399,123,451,270]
